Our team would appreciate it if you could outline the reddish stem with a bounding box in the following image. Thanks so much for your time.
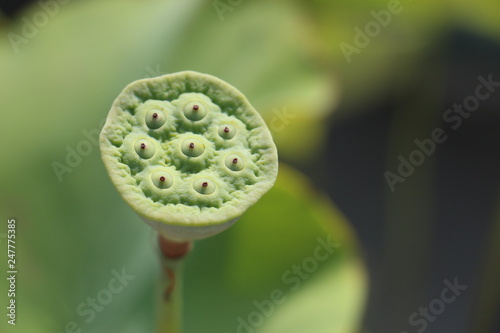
[158,236,191,260]
[158,236,191,302]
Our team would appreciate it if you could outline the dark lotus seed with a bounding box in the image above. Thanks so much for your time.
[134,139,156,159]
[225,154,245,171]
[193,178,215,195]
[183,101,207,121]
[181,138,205,157]
[218,124,236,140]
[151,170,173,189]
[146,109,166,129]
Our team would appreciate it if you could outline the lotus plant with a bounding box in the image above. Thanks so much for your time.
[100,71,278,332]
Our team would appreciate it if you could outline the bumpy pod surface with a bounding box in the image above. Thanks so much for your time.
[100,71,278,241]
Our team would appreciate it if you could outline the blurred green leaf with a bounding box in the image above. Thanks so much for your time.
[183,164,367,333]
[258,258,366,333]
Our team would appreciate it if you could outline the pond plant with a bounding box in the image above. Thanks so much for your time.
[100,71,279,332]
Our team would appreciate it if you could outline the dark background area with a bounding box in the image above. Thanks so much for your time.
[316,30,500,332]
[0,0,33,18]
[292,28,500,332]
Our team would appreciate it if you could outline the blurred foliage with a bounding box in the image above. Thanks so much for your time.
[291,0,500,114]
[0,0,337,164]
[184,165,367,333]
[0,0,366,332]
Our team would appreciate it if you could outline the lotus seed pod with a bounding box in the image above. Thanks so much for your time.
[100,71,278,241]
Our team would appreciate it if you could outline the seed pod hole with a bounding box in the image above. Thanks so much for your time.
[193,178,216,195]
[145,109,166,129]
[225,154,245,171]
[218,124,236,140]
[151,170,173,189]
[181,138,205,157]
[134,138,156,159]
[183,101,207,121]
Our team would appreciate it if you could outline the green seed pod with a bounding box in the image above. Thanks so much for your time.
[100,71,278,241]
